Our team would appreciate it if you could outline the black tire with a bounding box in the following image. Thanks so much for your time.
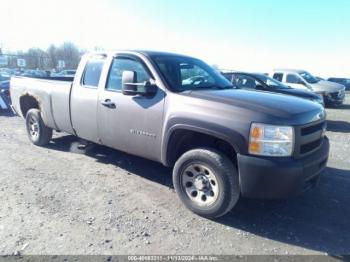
[25,109,52,146]
[173,147,240,219]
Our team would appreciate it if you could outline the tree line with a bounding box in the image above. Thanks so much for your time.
[1,42,85,70]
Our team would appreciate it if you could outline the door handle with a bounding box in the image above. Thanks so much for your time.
[100,99,116,109]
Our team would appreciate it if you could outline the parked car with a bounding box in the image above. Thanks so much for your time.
[222,72,324,106]
[10,51,329,218]
[271,69,345,106]
[0,72,11,110]
[0,72,10,96]
[22,70,48,78]
[0,72,10,81]
[327,77,350,90]
[0,68,12,75]
[55,69,76,77]
[0,94,7,110]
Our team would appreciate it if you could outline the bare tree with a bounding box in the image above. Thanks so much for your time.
[47,45,58,70]
[55,42,81,69]
[2,42,85,70]
[24,48,48,69]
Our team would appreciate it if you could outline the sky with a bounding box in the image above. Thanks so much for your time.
[1,0,350,77]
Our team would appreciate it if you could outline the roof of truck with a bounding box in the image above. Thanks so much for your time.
[138,50,192,57]
[273,69,307,73]
[91,50,195,59]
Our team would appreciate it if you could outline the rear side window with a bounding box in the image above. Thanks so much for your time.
[272,73,283,82]
[286,74,300,84]
[82,57,105,88]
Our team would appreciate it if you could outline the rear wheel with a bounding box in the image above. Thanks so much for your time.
[173,148,240,218]
[25,109,52,146]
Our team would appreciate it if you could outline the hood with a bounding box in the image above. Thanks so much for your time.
[185,89,325,125]
[311,80,345,93]
[274,88,320,99]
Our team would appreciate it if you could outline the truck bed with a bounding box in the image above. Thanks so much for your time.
[10,76,75,134]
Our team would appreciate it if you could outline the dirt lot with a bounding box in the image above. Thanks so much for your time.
[0,96,349,256]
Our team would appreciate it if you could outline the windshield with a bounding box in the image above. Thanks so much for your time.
[254,74,290,89]
[300,71,319,84]
[152,55,234,92]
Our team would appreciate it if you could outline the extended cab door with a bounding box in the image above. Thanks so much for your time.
[97,54,165,162]
[70,54,106,143]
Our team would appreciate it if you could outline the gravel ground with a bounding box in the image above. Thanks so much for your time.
[0,95,349,256]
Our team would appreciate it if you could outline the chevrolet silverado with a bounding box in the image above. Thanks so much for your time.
[10,51,329,218]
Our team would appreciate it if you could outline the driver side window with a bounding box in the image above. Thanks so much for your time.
[286,74,301,84]
[106,57,150,91]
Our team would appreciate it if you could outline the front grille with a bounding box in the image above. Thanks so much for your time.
[330,92,339,99]
[300,138,322,154]
[294,120,326,158]
[330,90,345,99]
[301,122,324,136]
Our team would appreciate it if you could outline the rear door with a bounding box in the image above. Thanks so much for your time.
[70,55,106,143]
[97,54,165,161]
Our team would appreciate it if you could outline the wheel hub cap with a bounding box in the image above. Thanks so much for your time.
[28,116,39,138]
[194,175,209,191]
[181,164,219,207]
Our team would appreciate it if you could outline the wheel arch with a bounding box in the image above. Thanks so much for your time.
[19,93,41,118]
[162,124,241,167]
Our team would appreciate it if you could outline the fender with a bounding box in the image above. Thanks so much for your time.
[161,122,247,166]
[19,92,59,131]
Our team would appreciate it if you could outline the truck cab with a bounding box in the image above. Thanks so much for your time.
[70,52,166,161]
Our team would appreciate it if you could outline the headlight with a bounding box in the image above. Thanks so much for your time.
[249,123,294,157]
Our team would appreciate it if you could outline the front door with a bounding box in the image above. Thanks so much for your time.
[285,73,308,90]
[97,55,165,162]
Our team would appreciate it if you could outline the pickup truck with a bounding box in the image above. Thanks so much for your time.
[10,51,329,218]
[271,69,345,107]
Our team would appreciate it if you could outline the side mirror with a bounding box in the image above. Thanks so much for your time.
[122,71,137,96]
[122,71,157,96]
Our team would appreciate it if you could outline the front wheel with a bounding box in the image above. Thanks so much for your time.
[173,148,240,219]
[25,109,52,146]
